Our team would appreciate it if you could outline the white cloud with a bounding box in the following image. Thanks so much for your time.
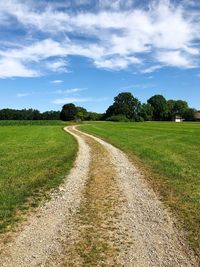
[99,0,134,11]
[94,56,141,70]
[65,88,86,93]
[54,88,86,94]
[0,39,67,61]
[46,59,68,72]
[16,92,30,97]
[52,97,92,104]
[119,83,155,91]
[0,0,199,77]
[0,1,70,33]
[50,80,64,84]
[52,96,108,104]
[0,39,69,77]
[0,58,38,78]
[141,65,162,73]
[156,51,196,68]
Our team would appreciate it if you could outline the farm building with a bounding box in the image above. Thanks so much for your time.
[175,115,183,122]
[195,112,200,121]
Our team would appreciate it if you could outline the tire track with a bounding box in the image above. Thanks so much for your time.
[75,126,198,267]
[0,125,198,267]
[0,126,90,267]
[56,129,128,266]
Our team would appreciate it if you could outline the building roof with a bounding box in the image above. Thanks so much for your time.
[195,112,200,120]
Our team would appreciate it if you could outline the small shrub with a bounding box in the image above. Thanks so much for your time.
[106,115,130,122]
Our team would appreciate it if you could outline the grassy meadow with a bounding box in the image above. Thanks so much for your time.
[0,120,66,126]
[0,121,77,232]
[80,122,200,254]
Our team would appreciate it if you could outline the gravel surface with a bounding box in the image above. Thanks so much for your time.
[77,126,198,267]
[0,126,90,267]
[56,131,128,266]
[0,125,198,267]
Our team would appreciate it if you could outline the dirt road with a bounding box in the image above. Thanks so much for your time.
[0,126,198,266]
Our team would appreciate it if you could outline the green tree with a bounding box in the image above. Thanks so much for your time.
[60,103,77,121]
[139,103,153,121]
[42,111,60,120]
[85,112,102,121]
[76,106,88,121]
[167,100,176,120]
[32,109,42,120]
[174,100,188,117]
[105,92,141,121]
[167,100,189,120]
[147,95,168,121]
[106,114,130,122]
[183,108,196,121]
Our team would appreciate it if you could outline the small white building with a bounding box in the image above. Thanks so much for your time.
[175,115,183,122]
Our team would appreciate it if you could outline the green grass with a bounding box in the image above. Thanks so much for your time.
[0,120,65,126]
[0,123,77,232]
[80,122,200,255]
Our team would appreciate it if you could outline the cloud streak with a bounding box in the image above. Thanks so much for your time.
[0,0,199,78]
[52,97,92,104]
[16,92,31,97]
[52,96,108,104]
[50,80,64,84]
[54,88,86,94]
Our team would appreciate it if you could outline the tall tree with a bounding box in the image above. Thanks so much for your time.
[167,99,189,120]
[139,103,153,121]
[85,112,102,121]
[167,100,176,120]
[60,103,77,121]
[174,100,188,117]
[183,108,196,121]
[42,111,60,120]
[76,106,88,121]
[105,92,141,121]
[147,95,168,121]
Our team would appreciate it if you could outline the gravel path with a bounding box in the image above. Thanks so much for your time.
[0,126,90,267]
[76,126,198,267]
[0,125,198,266]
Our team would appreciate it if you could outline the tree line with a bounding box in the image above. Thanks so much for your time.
[60,104,102,121]
[0,92,197,121]
[0,109,60,120]
[0,107,102,121]
[60,93,197,122]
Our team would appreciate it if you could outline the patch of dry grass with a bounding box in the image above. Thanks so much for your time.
[62,134,123,266]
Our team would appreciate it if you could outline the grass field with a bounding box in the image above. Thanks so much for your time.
[80,122,200,254]
[0,121,77,232]
[0,120,65,126]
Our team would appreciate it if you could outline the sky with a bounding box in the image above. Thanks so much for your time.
[0,0,200,113]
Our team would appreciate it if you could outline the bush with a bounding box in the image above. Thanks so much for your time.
[106,115,130,122]
[134,116,144,122]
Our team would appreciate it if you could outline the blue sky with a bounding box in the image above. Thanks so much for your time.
[0,0,200,113]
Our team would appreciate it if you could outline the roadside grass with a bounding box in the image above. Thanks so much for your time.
[80,122,200,255]
[0,123,77,232]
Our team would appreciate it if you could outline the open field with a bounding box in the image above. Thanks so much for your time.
[0,122,77,232]
[2,126,197,266]
[80,122,200,254]
[0,120,65,126]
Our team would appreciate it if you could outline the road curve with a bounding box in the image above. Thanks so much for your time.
[74,125,198,267]
[0,126,90,267]
[0,125,198,267]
